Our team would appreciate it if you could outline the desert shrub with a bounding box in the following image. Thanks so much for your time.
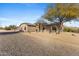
[64,27,71,32]
[64,27,79,33]
[4,26,11,30]
[9,25,17,30]
[4,25,17,30]
[0,27,4,29]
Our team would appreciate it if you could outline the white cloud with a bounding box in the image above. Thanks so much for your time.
[0,17,23,26]
[64,21,79,27]
[0,17,37,27]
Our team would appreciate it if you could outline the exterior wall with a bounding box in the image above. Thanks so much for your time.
[36,25,39,32]
[28,26,36,32]
[44,25,51,31]
[19,23,57,32]
[36,24,57,32]
[36,23,45,32]
[19,24,28,32]
[19,24,37,32]
[36,23,54,32]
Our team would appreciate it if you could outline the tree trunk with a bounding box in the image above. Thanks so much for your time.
[49,26,52,33]
[55,26,59,34]
[56,21,64,34]
[38,24,41,32]
[58,21,64,34]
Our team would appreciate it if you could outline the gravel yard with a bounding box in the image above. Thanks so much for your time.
[0,32,55,56]
[0,32,79,56]
[22,32,79,56]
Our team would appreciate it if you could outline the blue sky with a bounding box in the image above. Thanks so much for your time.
[0,3,79,27]
[0,3,48,26]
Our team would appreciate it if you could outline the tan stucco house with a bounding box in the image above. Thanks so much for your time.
[19,22,57,32]
[19,23,37,32]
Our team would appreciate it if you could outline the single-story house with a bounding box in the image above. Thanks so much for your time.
[19,21,59,32]
[35,23,57,32]
[19,23,37,32]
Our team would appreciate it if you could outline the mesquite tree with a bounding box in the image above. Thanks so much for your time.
[44,3,79,34]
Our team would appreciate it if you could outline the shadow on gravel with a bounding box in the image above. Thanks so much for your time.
[0,31,20,35]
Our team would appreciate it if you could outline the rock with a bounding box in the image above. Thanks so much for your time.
[72,34,76,36]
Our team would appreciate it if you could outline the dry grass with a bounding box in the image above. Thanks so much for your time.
[22,32,79,56]
[0,31,79,55]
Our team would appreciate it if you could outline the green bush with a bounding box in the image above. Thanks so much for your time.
[4,26,11,30]
[4,25,17,30]
[64,27,70,32]
[0,27,4,29]
[64,27,79,33]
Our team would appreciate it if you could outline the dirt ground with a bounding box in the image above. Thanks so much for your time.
[0,30,19,32]
[22,32,79,56]
[0,31,79,56]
